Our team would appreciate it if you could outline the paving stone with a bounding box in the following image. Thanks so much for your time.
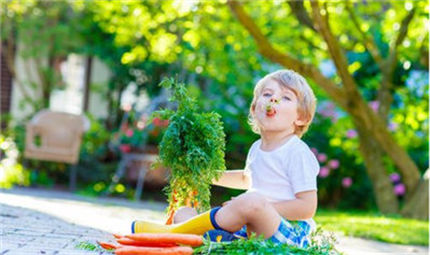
[4,247,58,255]
[0,204,112,255]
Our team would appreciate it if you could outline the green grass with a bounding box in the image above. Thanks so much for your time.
[315,209,429,246]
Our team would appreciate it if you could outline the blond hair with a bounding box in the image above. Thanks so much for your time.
[248,69,317,137]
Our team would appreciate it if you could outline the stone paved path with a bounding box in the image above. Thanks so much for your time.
[0,187,428,254]
[1,203,114,254]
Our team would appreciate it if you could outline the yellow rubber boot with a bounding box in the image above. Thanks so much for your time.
[132,207,222,235]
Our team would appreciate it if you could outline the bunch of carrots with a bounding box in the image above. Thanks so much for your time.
[98,233,203,255]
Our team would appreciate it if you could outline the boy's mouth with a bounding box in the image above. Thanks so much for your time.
[265,105,277,117]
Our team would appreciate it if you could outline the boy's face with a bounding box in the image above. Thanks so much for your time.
[253,79,304,133]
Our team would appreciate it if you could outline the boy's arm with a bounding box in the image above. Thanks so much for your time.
[271,190,317,220]
[212,170,250,190]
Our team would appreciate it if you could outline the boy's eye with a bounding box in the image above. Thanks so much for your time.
[282,96,290,101]
[263,93,272,97]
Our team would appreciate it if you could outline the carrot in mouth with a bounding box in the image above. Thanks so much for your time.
[266,105,277,116]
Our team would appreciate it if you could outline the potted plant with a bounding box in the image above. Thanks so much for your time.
[111,106,169,187]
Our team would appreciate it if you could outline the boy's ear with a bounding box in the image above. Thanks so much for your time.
[251,103,256,113]
[294,114,307,127]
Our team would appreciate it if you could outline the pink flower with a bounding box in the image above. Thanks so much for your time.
[122,104,132,112]
[369,100,379,112]
[390,173,401,183]
[119,144,131,153]
[319,109,335,118]
[317,153,327,163]
[342,177,353,188]
[394,183,406,196]
[311,147,318,156]
[153,117,162,127]
[162,119,170,127]
[319,167,330,178]
[388,122,398,131]
[317,102,337,120]
[346,129,358,138]
[328,159,340,169]
[125,129,134,137]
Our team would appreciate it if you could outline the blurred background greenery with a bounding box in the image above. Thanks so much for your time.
[0,0,428,243]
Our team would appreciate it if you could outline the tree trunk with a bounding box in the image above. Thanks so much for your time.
[356,122,399,213]
[401,169,429,220]
[227,0,424,218]
[83,56,93,112]
[349,99,420,194]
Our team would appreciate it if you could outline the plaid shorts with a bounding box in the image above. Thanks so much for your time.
[233,218,311,248]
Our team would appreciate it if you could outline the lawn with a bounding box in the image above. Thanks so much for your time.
[315,209,429,246]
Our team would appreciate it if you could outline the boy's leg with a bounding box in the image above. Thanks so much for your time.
[173,206,198,223]
[133,192,281,238]
[215,192,281,238]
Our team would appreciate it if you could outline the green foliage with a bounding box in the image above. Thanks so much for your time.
[0,134,30,189]
[75,115,118,186]
[75,241,108,252]
[193,230,340,255]
[2,0,85,111]
[154,77,226,212]
[315,209,429,246]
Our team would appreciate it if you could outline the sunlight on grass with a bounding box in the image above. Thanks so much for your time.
[315,209,429,246]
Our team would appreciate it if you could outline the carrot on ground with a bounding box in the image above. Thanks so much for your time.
[115,246,193,255]
[116,237,178,247]
[113,233,124,239]
[97,241,119,250]
[125,233,203,247]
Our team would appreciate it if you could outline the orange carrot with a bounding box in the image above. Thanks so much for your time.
[165,209,175,225]
[166,190,178,225]
[115,246,193,255]
[116,237,178,247]
[126,233,203,247]
[113,233,124,239]
[97,241,118,250]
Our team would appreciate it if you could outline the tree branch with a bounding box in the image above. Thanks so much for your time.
[287,1,316,32]
[378,8,416,121]
[310,1,359,97]
[227,0,347,108]
[386,7,416,75]
[2,18,36,106]
[345,1,384,69]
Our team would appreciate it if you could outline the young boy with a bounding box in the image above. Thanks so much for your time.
[132,69,319,247]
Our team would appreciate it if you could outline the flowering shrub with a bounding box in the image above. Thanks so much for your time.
[305,100,374,209]
[389,173,406,197]
[112,109,169,154]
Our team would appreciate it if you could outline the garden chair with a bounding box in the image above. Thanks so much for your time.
[24,109,89,190]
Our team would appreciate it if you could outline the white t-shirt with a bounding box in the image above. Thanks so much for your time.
[244,135,319,230]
